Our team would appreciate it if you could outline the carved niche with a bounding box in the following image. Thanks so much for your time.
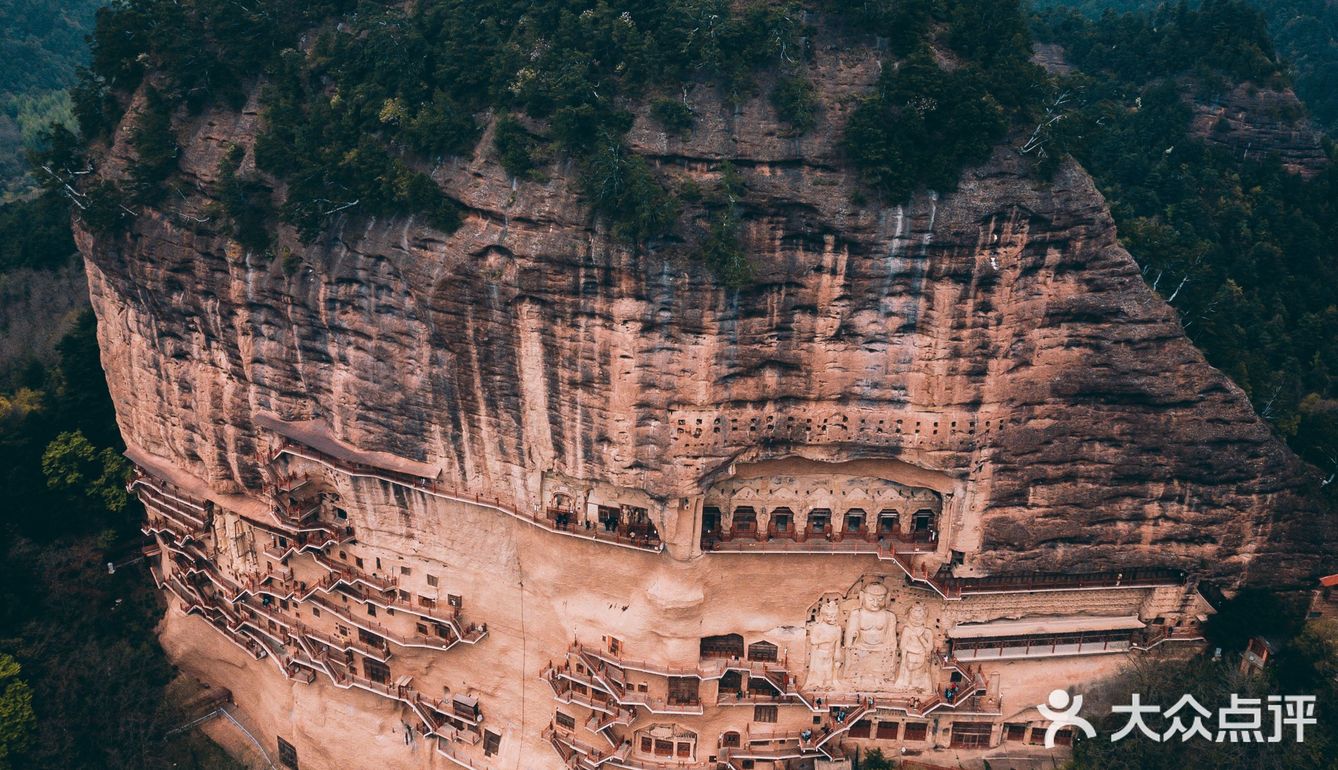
[802,578,943,695]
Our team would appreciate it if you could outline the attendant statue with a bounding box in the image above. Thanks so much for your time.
[893,603,936,693]
[804,598,842,690]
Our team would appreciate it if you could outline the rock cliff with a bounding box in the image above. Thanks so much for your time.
[1188,82,1329,177]
[78,42,1329,588]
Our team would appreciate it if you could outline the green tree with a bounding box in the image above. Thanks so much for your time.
[127,88,178,204]
[860,748,895,769]
[41,430,131,513]
[650,98,694,135]
[492,114,551,181]
[0,653,35,770]
[844,48,1009,201]
[696,162,753,288]
[770,74,819,133]
[581,133,678,243]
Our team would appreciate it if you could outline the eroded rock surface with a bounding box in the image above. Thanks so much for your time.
[82,66,1327,584]
[1188,82,1329,177]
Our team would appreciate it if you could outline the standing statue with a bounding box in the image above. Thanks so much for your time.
[842,582,898,689]
[804,598,843,690]
[892,603,936,693]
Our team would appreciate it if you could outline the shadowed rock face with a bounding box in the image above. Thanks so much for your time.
[1188,82,1329,178]
[78,44,1329,590]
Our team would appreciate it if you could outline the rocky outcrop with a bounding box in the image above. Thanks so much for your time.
[78,42,1330,589]
[1188,82,1328,177]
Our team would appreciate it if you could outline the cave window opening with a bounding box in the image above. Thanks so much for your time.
[597,505,620,532]
[702,506,721,537]
[950,722,993,749]
[277,737,298,769]
[668,677,700,706]
[913,509,935,538]
[747,640,779,662]
[845,509,867,537]
[363,658,390,685]
[878,511,899,535]
[753,705,778,723]
[700,634,744,660]
[732,507,757,535]
[808,509,831,534]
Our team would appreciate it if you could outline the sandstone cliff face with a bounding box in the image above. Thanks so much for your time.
[1188,82,1329,177]
[79,44,1329,587]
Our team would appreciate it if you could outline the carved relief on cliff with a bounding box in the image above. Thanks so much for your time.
[801,578,945,696]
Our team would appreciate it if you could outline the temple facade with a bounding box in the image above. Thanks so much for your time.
[134,414,1210,770]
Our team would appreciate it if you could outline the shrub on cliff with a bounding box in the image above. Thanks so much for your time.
[650,99,695,136]
[844,49,1008,201]
[695,162,753,288]
[582,134,680,244]
[493,115,552,181]
[214,145,274,255]
[770,74,819,133]
[126,89,176,205]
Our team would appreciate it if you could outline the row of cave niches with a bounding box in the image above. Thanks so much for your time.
[669,412,1017,450]
[701,506,939,544]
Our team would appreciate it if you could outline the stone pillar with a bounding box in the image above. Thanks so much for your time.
[664,498,697,562]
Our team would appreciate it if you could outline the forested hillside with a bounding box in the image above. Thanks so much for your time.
[1028,0,1338,486]
[0,5,245,768]
[0,0,104,199]
[1029,0,1338,132]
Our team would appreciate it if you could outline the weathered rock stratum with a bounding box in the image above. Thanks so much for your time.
[79,43,1330,587]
